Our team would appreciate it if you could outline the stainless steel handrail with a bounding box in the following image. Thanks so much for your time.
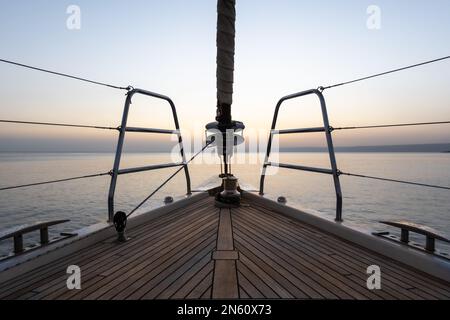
[259,88,343,221]
[107,88,191,221]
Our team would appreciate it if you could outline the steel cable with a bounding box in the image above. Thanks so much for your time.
[127,140,213,218]
[320,56,450,91]
[0,58,131,91]
[0,172,111,191]
[340,171,450,190]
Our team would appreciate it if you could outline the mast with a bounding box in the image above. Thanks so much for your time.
[215,0,236,176]
[215,0,236,127]
[205,0,243,207]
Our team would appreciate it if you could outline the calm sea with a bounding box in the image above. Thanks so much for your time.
[0,152,449,256]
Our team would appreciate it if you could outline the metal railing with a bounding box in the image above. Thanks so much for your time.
[107,88,191,221]
[259,88,343,222]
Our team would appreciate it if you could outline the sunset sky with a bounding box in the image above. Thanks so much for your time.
[0,0,449,152]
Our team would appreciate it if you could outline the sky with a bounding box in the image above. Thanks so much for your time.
[0,0,449,152]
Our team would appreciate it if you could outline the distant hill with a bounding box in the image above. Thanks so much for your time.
[280,143,450,153]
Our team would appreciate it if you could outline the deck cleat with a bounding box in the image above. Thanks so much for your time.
[113,211,128,243]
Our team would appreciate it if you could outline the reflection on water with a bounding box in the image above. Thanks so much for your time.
[0,152,449,256]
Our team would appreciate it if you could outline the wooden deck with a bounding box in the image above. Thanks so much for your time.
[1,195,449,300]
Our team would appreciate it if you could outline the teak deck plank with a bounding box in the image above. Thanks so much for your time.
[249,203,450,294]
[212,260,239,299]
[136,242,216,300]
[170,260,214,299]
[85,232,216,300]
[1,195,449,300]
[234,222,357,299]
[40,214,216,299]
[216,209,234,251]
[186,272,213,299]
[34,205,218,300]
[234,208,416,299]
[238,271,265,299]
[246,203,450,298]
[212,208,239,299]
[237,260,278,298]
[238,206,437,299]
[235,237,324,299]
[0,197,213,298]
[233,228,340,299]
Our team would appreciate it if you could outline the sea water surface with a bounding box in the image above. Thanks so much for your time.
[0,152,449,256]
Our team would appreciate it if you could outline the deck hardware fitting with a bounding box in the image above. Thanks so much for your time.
[215,175,241,208]
[277,196,287,204]
[113,211,128,243]
[164,196,174,205]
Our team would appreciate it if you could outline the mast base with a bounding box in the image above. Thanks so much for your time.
[215,176,241,208]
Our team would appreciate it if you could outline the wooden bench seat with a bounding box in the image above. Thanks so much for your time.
[0,220,70,254]
[379,220,450,252]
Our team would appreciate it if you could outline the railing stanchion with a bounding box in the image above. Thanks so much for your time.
[108,92,132,221]
[259,88,343,221]
[108,88,192,221]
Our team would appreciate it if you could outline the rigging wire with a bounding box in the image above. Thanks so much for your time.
[127,140,213,218]
[0,58,131,91]
[2,119,449,133]
[0,119,117,131]
[339,171,450,190]
[319,55,450,91]
[0,172,111,191]
[333,120,450,131]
